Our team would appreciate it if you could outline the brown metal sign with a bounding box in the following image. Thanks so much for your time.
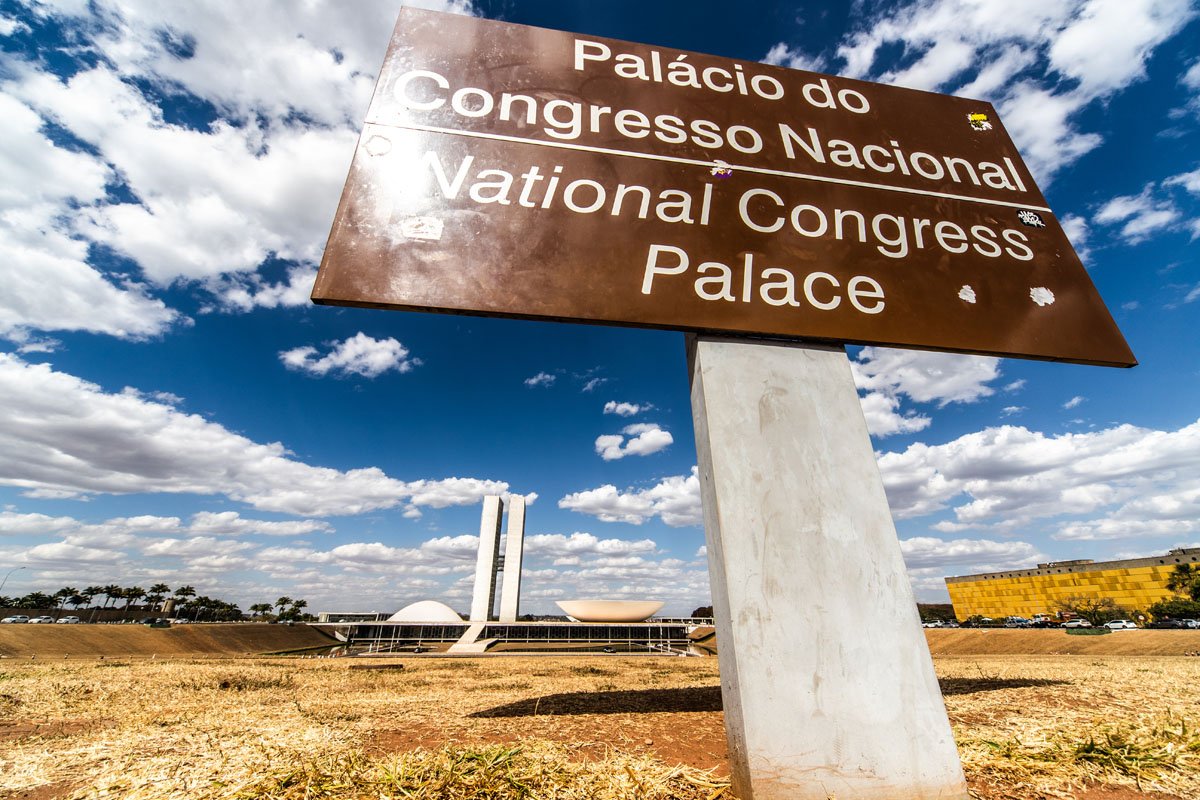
[313,8,1135,367]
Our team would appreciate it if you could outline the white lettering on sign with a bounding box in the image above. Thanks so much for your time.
[387,68,1039,201]
[736,189,1034,261]
[417,150,714,225]
[573,40,786,101]
[777,126,1026,192]
[640,244,885,314]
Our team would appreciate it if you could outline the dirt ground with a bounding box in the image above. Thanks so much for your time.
[1,654,1197,799]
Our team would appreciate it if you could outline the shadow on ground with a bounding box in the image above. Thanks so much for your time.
[471,678,1069,718]
[471,686,724,717]
[938,677,1070,695]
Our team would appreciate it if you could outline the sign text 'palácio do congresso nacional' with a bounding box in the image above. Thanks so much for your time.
[313,8,1135,368]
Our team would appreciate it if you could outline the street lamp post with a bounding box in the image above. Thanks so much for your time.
[0,565,27,597]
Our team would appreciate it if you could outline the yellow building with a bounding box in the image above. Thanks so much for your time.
[945,547,1200,620]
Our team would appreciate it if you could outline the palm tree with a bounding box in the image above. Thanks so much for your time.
[275,596,293,616]
[249,603,273,618]
[121,587,146,620]
[19,591,54,609]
[54,587,78,619]
[146,583,170,612]
[101,584,122,609]
[104,587,125,619]
[174,585,196,601]
[82,586,103,622]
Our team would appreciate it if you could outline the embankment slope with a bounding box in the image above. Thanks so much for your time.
[926,628,1200,656]
[0,623,336,659]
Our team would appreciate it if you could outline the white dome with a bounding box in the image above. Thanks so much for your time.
[388,600,463,623]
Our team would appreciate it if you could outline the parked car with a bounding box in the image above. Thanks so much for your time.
[1004,617,1032,628]
[1148,619,1189,629]
[1,614,30,624]
[1182,619,1200,629]
[55,616,81,624]
[1062,619,1092,628]
[922,621,944,628]
[28,615,56,624]
[1104,619,1138,630]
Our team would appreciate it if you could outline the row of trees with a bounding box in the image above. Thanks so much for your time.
[1,584,312,622]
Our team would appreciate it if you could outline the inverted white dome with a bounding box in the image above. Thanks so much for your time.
[556,600,664,622]
[388,600,463,623]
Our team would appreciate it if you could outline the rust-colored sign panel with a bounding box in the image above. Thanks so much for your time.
[313,8,1135,367]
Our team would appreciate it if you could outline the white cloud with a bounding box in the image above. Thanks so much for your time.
[24,542,122,563]
[56,1,474,129]
[581,377,607,392]
[1094,185,1181,243]
[830,0,1196,181]
[1062,395,1084,409]
[0,511,83,537]
[1059,213,1091,262]
[142,536,254,557]
[525,532,658,559]
[523,371,556,387]
[0,15,28,36]
[1184,59,1200,91]
[559,467,702,527]
[186,511,332,537]
[1164,166,1200,195]
[762,43,824,72]
[0,92,180,341]
[418,534,480,560]
[594,423,673,460]
[853,347,1001,407]
[1001,406,1025,416]
[858,391,932,437]
[0,354,516,516]
[0,508,329,547]
[877,420,1200,533]
[212,266,318,312]
[603,401,650,417]
[279,333,421,379]
[899,536,1044,570]
[1046,0,1186,97]
[0,0,474,336]
[9,65,355,282]
[851,347,999,437]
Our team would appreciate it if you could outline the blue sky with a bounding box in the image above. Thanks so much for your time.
[0,0,1198,616]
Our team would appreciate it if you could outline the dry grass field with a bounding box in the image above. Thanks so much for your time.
[1,653,1198,800]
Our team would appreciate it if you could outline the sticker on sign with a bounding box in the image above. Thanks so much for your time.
[312,7,1135,368]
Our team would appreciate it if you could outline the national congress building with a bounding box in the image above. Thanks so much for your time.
[945,547,1200,620]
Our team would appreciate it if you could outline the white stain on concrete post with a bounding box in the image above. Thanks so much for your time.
[470,495,504,622]
[688,335,968,800]
[498,495,526,622]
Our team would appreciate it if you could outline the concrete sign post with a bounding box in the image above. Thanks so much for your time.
[690,335,966,799]
[312,9,1135,799]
